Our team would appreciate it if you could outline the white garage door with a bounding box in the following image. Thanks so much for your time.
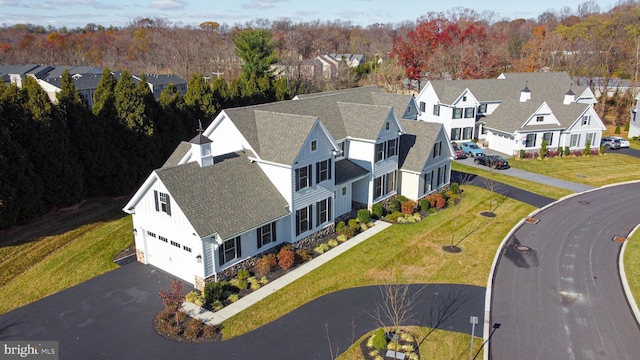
[145,232,193,283]
[487,132,514,155]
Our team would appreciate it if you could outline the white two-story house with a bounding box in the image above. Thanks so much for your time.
[123,86,452,289]
[414,72,605,156]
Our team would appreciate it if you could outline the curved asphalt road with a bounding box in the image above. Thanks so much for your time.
[490,182,640,359]
[0,263,485,360]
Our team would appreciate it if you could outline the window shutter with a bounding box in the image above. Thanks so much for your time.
[218,244,224,265]
[309,206,313,230]
[295,209,301,236]
[316,202,320,227]
[295,169,300,191]
[165,195,171,215]
[328,197,332,221]
[308,165,313,186]
[236,237,242,257]
[328,160,332,180]
[316,162,320,184]
[257,227,263,248]
[154,190,159,211]
[272,222,277,243]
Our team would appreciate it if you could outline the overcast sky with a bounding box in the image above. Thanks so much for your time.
[1,0,615,29]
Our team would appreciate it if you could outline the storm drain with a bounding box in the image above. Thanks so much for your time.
[578,200,590,205]
[525,217,540,224]
[612,236,627,243]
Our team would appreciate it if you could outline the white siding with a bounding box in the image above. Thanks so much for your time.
[203,113,252,157]
[348,141,374,170]
[398,171,419,200]
[259,162,293,203]
[335,185,352,217]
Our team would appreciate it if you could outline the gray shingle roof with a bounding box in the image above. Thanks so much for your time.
[483,99,589,133]
[254,111,318,164]
[156,151,289,239]
[398,120,443,172]
[335,159,369,185]
[162,141,191,168]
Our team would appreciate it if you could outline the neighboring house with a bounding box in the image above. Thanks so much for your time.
[272,53,365,80]
[0,64,186,106]
[415,72,604,156]
[123,86,452,289]
[630,92,640,138]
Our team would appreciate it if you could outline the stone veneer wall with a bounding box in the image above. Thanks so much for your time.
[136,249,145,263]
[204,223,338,284]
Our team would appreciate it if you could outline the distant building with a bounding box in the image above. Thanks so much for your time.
[271,54,366,81]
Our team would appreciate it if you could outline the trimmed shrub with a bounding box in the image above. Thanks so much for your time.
[396,195,408,202]
[229,278,248,290]
[401,200,417,215]
[583,139,591,156]
[600,145,606,154]
[419,198,430,211]
[373,328,388,350]
[372,203,385,218]
[615,123,621,134]
[237,269,250,280]
[385,211,404,222]
[340,226,356,239]
[336,221,346,233]
[449,182,460,195]
[426,193,446,209]
[204,281,229,305]
[255,254,277,276]
[564,146,570,156]
[295,249,311,262]
[358,209,371,223]
[277,246,295,270]
[314,243,330,254]
[336,234,348,243]
[519,149,526,158]
[625,121,630,132]
[540,138,548,158]
[558,147,564,156]
[348,218,359,229]
[389,198,401,213]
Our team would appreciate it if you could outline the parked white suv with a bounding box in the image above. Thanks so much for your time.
[609,136,630,148]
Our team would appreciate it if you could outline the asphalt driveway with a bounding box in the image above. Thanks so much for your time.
[0,262,485,359]
[490,182,640,359]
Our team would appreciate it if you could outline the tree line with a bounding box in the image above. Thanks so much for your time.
[0,30,290,229]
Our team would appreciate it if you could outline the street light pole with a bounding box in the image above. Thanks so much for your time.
[469,316,478,360]
[472,323,501,360]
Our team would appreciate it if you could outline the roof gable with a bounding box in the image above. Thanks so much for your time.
[254,111,318,164]
[398,120,445,172]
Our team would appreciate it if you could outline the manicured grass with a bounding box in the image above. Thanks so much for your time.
[221,186,536,339]
[507,153,640,187]
[624,230,640,310]
[452,162,573,200]
[338,326,484,360]
[0,201,132,315]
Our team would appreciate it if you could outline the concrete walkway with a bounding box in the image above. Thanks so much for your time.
[182,220,393,325]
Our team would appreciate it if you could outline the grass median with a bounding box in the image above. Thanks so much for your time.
[452,162,573,200]
[507,153,640,187]
[624,230,640,311]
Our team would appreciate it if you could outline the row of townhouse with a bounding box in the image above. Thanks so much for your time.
[271,53,366,80]
[123,86,452,289]
[414,72,606,156]
[0,64,187,107]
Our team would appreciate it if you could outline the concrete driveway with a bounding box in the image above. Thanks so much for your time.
[490,182,640,359]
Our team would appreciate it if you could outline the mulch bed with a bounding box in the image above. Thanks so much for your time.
[153,308,222,343]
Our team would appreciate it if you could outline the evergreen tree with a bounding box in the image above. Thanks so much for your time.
[184,73,217,122]
[234,29,278,81]
[22,76,84,207]
[158,83,190,153]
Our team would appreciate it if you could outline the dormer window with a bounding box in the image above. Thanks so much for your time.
[385,122,390,130]
[311,140,317,151]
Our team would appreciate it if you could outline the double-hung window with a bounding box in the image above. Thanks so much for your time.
[478,104,487,113]
[582,116,590,125]
[586,132,595,146]
[453,108,462,119]
[433,104,440,116]
[295,165,312,191]
[316,197,332,225]
[316,159,331,183]
[219,237,241,265]
[375,142,385,162]
[464,107,474,118]
[525,134,536,148]
[433,142,442,158]
[257,222,277,248]
[451,128,461,141]
[543,132,553,145]
[296,206,312,236]
[387,138,398,158]
[570,134,580,147]
[462,127,473,140]
[423,172,432,194]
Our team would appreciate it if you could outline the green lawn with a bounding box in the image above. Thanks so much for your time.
[452,162,573,200]
[624,230,640,310]
[507,153,640,187]
[0,200,132,315]
[221,186,536,340]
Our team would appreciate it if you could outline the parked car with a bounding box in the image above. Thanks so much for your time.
[600,137,621,150]
[474,154,510,169]
[451,143,468,159]
[460,141,485,157]
[609,136,630,148]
